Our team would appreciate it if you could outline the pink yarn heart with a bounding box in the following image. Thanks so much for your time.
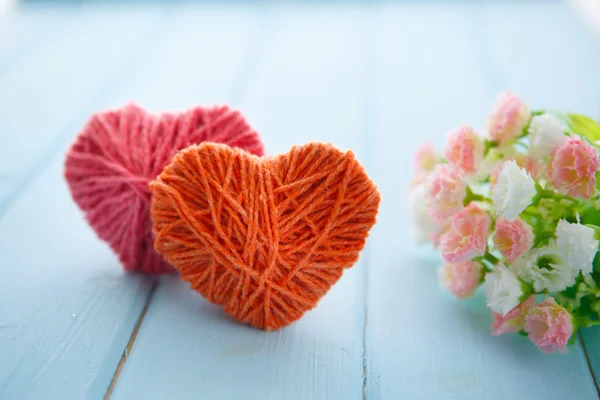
[64,103,264,274]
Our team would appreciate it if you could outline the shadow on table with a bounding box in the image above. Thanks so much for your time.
[403,250,571,362]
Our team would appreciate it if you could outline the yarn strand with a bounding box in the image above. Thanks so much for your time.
[64,103,264,274]
[150,142,380,330]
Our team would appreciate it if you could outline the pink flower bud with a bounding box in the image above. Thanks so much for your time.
[515,154,546,182]
[486,91,530,144]
[414,142,438,173]
[491,296,535,336]
[445,125,484,175]
[493,218,534,264]
[525,298,573,354]
[439,203,491,263]
[412,142,439,187]
[549,135,600,199]
[438,261,482,298]
[425,164,466,223]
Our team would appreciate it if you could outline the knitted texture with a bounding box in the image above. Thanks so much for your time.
[150,142,380,330]
[64,103,264,274]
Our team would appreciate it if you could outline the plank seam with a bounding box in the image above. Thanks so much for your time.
[361,5,377,400]
[579,332,600,398]
[362,271,369,400]
[101,5,275,397]
[104,279,159,400]
[468,3,600,398]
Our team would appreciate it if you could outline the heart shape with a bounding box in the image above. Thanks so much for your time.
[64,103,264,274]
[150,142,380,330]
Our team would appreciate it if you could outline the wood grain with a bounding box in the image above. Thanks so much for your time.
[581,328,600,394]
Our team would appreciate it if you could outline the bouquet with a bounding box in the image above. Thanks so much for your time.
[410,91,600,354]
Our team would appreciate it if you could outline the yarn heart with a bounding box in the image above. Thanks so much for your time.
[150,142,380,330]
[64,103,264,274]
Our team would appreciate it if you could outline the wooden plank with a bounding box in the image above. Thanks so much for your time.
[93,4,264,111]
[472,1,600,114]
[0,4,166,180]
[0,5,177,399]
[582,327,600,391]
[110,5,369,399]
[0,3,70,72]
[365,3,599,399]
[0,154,156,400]
[477,2,600,393]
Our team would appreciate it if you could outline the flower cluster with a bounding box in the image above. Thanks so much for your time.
[410,91,600,354]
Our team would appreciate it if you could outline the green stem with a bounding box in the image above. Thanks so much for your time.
[578,317,600,328]
[463,186,492,206]
[531,186,580,207]
[471,194,492,203]
[522,208,542,218]
[483,139,499,157]
[484,251,500,265]
[531,190,553,205]
[558,195,580,205]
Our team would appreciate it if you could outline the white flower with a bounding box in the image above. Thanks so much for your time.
[492,160,537,220]
[528,114,566,159]
[409,184,440,243]
[555,219,598,277]
[513,242,575,292]
[483,264,524,315]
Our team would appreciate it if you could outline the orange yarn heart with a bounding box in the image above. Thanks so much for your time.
[150,142,380,330]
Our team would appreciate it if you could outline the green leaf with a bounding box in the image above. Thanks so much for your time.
[568,332,579,346]
[593,301,600,318]
[581,204,600,227]
[581,275,599,295]
[561,282,579,299]
[483,139,499,157]
[577,296,599,321]
[594,252,600,274]
[567,113,600,142]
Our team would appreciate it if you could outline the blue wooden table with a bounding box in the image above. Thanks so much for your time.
[1,0,600,399]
